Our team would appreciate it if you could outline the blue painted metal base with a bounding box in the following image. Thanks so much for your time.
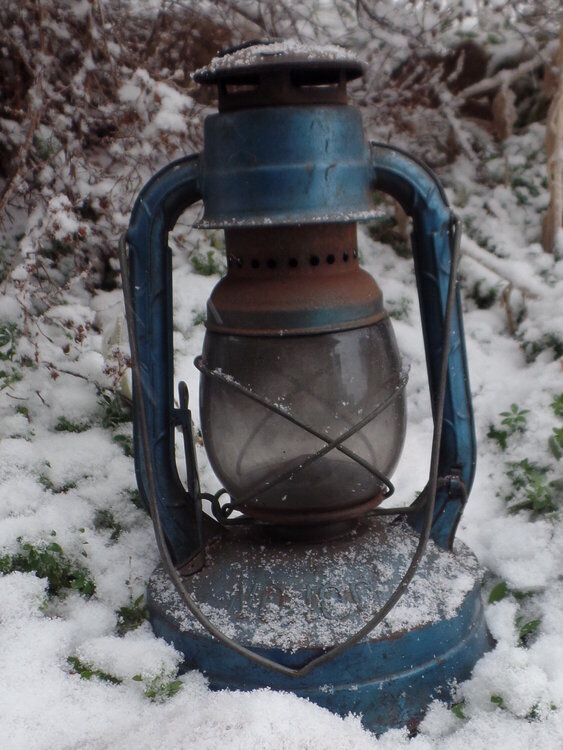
[148,519,490,733]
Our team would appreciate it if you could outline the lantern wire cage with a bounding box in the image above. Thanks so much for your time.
[194,357,409,523]
[118,212,463,678]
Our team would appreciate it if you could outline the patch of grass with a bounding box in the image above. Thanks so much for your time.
[113,433,133,457]
[388,296,412,321]
[500,404,529,433]
[116,592,148,636]
[94,509,123,542]
[510,176,540,198]
[55,416,90,433]
[522,334,563,364]
[125,488,146,511]
[191,249,224,276]
[470,279,499,309]
[192,310,206,326]
[67,656,122,684]
[133,671,183,702]
[549,427,563,461]
[516,616,541,647]
[551,394,563,419]
[0,322,20,361]
[463,215,498,255]
[16,405,30,420]
[487,403,528,451]
[367,216,411,257]
[0,539,95,598]
[0,368,22,391]
[505,459,561,516]
[39,473,77,494]
[98,388,132,429]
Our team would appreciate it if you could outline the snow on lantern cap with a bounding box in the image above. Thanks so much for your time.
[194,40,377,228]
[192,39,364,91]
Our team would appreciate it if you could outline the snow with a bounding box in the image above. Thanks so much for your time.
[150,525,481,650]
[1,24,563,750]
[193,39,361,81]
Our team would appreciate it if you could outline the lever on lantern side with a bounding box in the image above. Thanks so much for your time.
[371,142,477,550]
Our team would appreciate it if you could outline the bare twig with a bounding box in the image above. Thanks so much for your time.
[461,236,542,299]
[0,28,35,77]
[499,284,517,335]
[458,39,559,100]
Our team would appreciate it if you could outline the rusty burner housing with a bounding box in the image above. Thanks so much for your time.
[122,40,489,734]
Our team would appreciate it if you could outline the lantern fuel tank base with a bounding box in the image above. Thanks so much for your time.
[147,518,490,734]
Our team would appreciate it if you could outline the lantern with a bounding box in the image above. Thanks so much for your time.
[120,40,490,733]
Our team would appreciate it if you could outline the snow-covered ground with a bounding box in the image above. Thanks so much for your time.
[1,111,562,748]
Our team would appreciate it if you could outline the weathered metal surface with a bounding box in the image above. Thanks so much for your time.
[234,491,384,528]
[206,225,385,335]
[125,155,204,567]
[197,106,379,228]
[370,143,477,547]
[148,518,490,733]
[192,41,363,111]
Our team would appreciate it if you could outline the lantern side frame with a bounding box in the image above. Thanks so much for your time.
[370,142,477,548]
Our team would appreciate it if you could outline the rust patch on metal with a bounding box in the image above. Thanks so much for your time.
[239,491,385,526]
[192,41,363,111]
[205,224,387,336]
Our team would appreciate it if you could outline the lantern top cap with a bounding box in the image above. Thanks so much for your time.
[192,39,364,85]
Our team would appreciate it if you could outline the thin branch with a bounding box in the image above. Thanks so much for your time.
[0,28,35,77]
[461,235,542,299]
[458,38,559,100]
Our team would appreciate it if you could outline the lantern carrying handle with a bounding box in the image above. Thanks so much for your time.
[121,147,466,678]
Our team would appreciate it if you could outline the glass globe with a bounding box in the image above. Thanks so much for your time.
[199,319,406,524]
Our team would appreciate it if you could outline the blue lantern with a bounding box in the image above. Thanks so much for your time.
[120,40,490,733]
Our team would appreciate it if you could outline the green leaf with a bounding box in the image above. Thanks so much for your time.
[55,416,90,433]
[451,701,466,719]
[488,582,508,604]
[551,394,563,419]
[67,655,122,684]
[512,590,534,602]
[518,618,541,646]
[490,694,505,709]
[116,592,148,636]
[165,680,183,698]
[548,427,563,460]
[487,425,508,450]
[113,433,133,458]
